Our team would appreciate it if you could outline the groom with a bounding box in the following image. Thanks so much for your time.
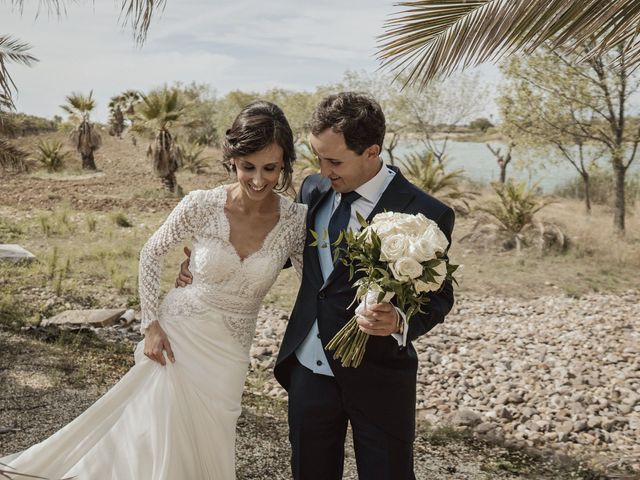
[276,92,454,480]
[180,92,455,479]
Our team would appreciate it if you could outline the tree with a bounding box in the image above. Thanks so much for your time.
[377,1,640,87]
[61,91,102,170]
[335,70,408,165]
[0,35,37,172]
[486,140,515,185]
[499,45,639,230]
[108,90,142,138]
[469,117,494,132]
[132,88,185,192]
[0,35,38,112]
[263,88,319,145]
[399,71,488,163]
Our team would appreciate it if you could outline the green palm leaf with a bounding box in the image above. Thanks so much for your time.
[0,35,38,111]
[9,0,164,43]
[378,0,640,87]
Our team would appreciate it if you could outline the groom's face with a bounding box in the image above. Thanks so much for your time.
[309,129,381,194]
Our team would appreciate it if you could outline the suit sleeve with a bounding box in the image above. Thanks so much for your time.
[283,176,312,269]
[406,206,456,343]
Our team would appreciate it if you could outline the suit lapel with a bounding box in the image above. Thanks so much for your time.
[304,185,334,287]
[321,169,415,290]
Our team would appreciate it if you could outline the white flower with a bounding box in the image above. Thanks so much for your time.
[396,213,427,235]
[380,234,409,262]
[408,236,438,263]
[390,256,423,281]
[371,219,399,239]
[422,223,449,255]
[414,260,448,293]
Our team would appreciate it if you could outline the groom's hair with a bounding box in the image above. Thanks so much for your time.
[310,92,386,155]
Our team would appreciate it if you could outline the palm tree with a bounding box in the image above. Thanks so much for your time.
[108,90,142,138]
[132,89,185,192]
[402,151,476,213]
[0,138,30,172]
[0,35,37,172]
[61,91,102,170]
[378,1,640,86]
[0,35,38,112]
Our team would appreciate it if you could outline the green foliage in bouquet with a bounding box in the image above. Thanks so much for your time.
[311,211,458,367]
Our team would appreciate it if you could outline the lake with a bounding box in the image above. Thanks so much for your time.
[387,140,640,192]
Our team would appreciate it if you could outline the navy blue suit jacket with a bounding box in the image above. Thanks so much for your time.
[274,167,455,442]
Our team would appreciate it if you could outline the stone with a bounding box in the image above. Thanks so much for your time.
[42,309,127,327]
[0,244,36,263]
[474,422,497,434]
[450,409,482,427]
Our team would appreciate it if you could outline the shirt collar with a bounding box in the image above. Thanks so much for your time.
[352,161,390,203]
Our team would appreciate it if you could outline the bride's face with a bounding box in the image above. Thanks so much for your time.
[232,142,285,201]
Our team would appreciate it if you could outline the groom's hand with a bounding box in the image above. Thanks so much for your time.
[175,246,193,288]
[357,302,400,336]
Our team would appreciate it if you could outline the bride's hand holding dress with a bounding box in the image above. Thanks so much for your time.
[143,320,175,366]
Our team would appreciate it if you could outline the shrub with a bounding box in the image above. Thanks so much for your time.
[402,151,477,214]
[180,142,212,174]
[111,212,133,228]
[477,180,550,251]
[35,140,69,172]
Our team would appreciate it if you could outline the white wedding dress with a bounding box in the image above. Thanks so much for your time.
[1,186,307,479]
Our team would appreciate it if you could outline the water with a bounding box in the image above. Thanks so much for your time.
[386,140,640,192]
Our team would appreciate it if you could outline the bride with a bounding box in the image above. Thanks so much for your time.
[1,101,307,479]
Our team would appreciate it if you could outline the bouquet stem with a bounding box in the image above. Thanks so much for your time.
[325,317,370,368]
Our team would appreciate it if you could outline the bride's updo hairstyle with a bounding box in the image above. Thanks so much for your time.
[222,100,296,192]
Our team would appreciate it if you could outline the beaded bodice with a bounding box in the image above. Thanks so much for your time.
[138,186,307,350]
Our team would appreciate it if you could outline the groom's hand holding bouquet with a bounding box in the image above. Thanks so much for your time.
[313,211,459,368]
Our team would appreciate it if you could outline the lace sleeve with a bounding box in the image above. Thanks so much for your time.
[138,190,208,333]
[290,203,308,278]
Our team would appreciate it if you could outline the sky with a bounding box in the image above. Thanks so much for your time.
[2,1,502,122]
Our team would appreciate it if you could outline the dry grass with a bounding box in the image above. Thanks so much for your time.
[1,132,638,330]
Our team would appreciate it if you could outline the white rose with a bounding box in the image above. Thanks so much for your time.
[380,234,409,262]
[414,260,448,293]
[390,256,423,282]
[421,224,449,255]
[414,279,439,294]
[408,236,437,263]
[371,212,396,224]
[396,214,426,236]
[371,219,398,239]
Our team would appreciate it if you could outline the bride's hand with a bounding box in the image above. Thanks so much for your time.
[144,321,176,366]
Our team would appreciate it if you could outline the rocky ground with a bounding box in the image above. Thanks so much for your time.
[2,291,638,478]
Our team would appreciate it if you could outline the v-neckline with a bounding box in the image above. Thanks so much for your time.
[221,186,284,263]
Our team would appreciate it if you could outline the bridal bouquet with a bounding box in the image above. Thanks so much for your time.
[314,211,458,368]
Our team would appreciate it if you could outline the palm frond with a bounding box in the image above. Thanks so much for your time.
[0,138,30,172]
[61,91,96,118]
[134,89,185,131]
[10,0,163,44]
[477,180,550,235]
[7,0,67,16]
[378,0,640,87]
[119,0,167,44]
[0,35,38,110]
